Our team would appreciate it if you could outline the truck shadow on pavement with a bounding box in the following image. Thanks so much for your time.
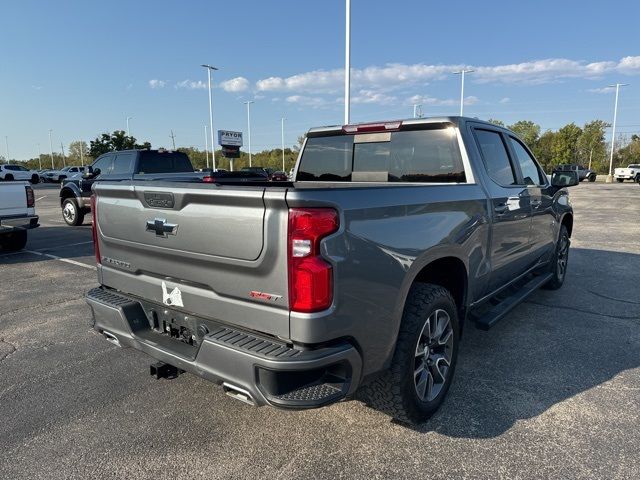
[400,247,640,437]
[0,225,94,262]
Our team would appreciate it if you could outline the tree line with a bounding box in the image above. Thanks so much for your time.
[12,123,639,174]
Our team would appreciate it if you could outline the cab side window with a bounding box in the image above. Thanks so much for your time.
[508,137,545,186]
[474,129,517,186]
[112,152,135,175]
[91,155,114,176]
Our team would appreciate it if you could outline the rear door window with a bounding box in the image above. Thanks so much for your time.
[136,151,193,174]
[474,129,517,186]
[112,152,136,175]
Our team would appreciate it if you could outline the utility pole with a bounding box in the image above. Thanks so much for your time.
[79,141,84,167]
[606,83,629,182]
[244,100,254,166]
[344,0,351,125]
[48,129,54,169]
[4,136,9,162]
[204,125,209,169]
[170,130,176,150]
[453,69,474,116]
[201,64,218,170]
[60,142,66,167]
[37,143,42,170]
[281,117,286,171]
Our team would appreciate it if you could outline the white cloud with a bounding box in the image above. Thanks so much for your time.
[587,87,615,94]
[352,89,397,105]
[220,76,249,92]
[499,97,511,104]
[175,79,207,90]
[406,94,477,107]
[149,79,166,89]
[285,95,334,108]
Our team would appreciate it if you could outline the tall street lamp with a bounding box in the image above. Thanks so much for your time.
[453,69,474,116]
[244,100,254,166]
[126,116,133,137]
[605,83,629,183]
[344,0,351,125]
[201,64,218,170]
[4,136,9,162]
[281,117,286,171]
[204,124,209,168]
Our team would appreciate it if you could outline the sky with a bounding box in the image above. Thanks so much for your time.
[1,0,639,161]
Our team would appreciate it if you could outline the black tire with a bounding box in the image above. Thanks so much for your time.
[58,175,66,183]
[61,198,85,226]
[30,174,39,184]
[0,230,28,252]
[358,284,460,425]
[4,174,14,181]
[616,178,624,183]
[543,224,570,290]
[588,174,596,182]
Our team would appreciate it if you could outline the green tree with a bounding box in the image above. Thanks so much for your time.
[551,123,582,166]
[89,130,151,157]
[532,130,556,172]
[576,120,608,172]
[487,118,505,127]
[68,141,90,166]
[508,120,541,147]
[614,134,640,169]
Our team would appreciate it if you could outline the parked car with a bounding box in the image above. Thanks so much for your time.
[614,164,640,182]
[0,164,40,184]
[59,149,197,226]
[0,181,39,251]
[270,170,288,181]
[42,166,86,183]
[241,166,275,179]
[86,117,577,425]
[556,164,596,182]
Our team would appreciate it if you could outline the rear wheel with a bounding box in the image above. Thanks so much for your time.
[588,174,596,182]
[4,174,14,181]
[30,174,39,184]
[543,224,570,290]
[358,284,459,425]
[62,198,85,226]
[0,230,28,252]
[616,178,624,183]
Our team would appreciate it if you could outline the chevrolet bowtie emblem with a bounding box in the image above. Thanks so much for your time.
[146,218,178,237]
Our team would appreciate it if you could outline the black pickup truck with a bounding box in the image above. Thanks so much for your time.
[59,149,195,226]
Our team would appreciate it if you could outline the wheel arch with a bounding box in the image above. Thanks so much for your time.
[560,212,573,237]
[60,185,80,206]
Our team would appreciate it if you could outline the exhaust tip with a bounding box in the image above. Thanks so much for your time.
[222,382,256,406]
[102,330,120,347]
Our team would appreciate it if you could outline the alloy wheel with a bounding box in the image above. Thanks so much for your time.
[414,309,454,402]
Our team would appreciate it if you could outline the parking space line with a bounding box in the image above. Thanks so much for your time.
[24,249,96,271]
[47,240,94,249]
[35,196,46,202]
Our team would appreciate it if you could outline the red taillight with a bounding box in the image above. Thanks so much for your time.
[342,121,402,134]
[202,175,215,183]
[90,195,101,264]
[25,186,35,208]
[288,208,339,313]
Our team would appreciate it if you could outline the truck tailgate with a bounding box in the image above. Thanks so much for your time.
[94,182,291,339]
[0,182,28,217]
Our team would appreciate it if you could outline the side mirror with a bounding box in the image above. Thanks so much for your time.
[82,166,99,179]
[551,170,579,188]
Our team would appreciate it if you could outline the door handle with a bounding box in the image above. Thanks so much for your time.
[494,204,509,215]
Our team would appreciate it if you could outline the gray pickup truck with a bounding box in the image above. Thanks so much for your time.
[86,117,578,424]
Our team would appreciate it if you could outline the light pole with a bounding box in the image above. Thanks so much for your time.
[126,116,132,137]
[244,100,254,166]
[79,141,84,166]
[281,117,286,171]
[4,136,9,162]
[37,143,42,170]
[344,0,351,125]
[60,142,66,167]
[453,69,474,116]
[605,83,629,183]
[48,129,54,169]
[201,64,218,170]
[204,125,209,169]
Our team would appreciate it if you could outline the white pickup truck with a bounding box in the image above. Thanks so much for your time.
[0,182,39,251]
[614,164,640,183]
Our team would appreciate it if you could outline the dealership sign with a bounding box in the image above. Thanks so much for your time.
[218,130,243,147]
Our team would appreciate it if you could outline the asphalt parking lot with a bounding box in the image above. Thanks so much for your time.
[1,182,639,479]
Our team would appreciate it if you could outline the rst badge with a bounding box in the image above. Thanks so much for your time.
[249,291,283,302]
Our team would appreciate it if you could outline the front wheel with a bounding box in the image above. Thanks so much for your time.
[0,230,28,252]
[358,284,459,425]
[4,174,14,181]
[543,224,570,290]
[588,174,596,182]
[30,174,39,184]
[616,178,624,183]
[62,198,85,226]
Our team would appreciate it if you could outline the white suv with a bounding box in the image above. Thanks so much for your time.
[0,164,40,184]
